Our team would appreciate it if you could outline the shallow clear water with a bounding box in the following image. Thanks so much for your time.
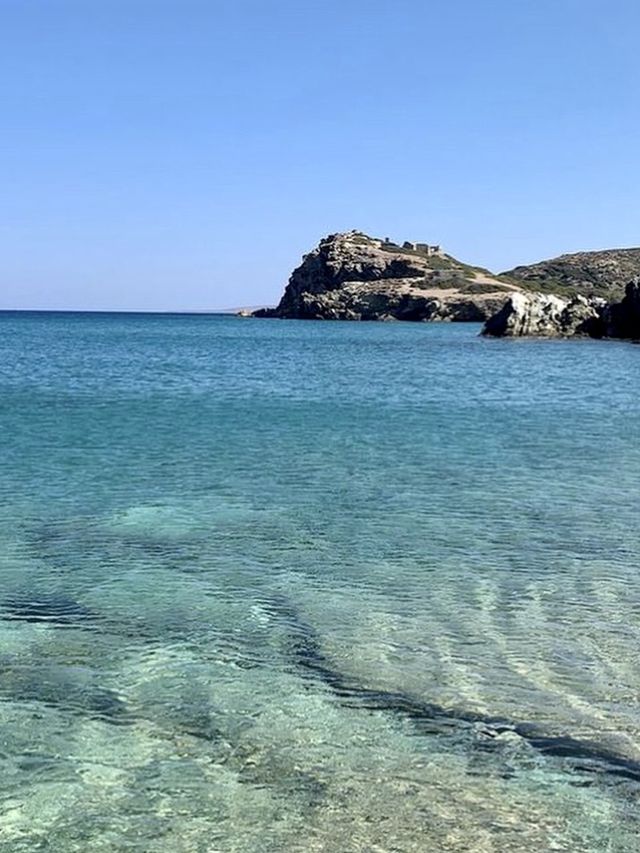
[0,311,639,852]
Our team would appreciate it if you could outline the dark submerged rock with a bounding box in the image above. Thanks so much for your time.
[2,592,95,627]
[0,658,132,724]
[265,593,640,785]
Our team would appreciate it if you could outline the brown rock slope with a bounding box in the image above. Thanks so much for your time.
[503,248,640,300]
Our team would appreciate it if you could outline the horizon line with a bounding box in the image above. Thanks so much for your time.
[0,307,274,315]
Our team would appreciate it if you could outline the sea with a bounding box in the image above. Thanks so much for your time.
[0,311,639,852]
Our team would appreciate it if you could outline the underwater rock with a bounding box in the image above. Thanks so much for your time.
[0,658,131,724]
[265,594,640,785]
[2,592,95,627]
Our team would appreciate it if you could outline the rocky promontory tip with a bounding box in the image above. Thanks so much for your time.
[253,231,517,322]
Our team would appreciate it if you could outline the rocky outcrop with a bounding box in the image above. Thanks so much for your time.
[251,230,640,331]
[602,278,640,339]
[482,293,605,338]
[272,281,509,323]
[503,248,640,300]
[481,282,640,340]
[254,231,517,322]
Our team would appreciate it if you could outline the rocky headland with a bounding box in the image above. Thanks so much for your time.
[253,231,519,322]
[251,231,640,340]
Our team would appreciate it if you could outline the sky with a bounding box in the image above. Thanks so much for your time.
[1,0,639,311]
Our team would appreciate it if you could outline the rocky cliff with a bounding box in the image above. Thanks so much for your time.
[503,248,640,299]
[602,279,640,338]
[482,293,605,338]
[254,231,518,322]
[251,231,640,330]
[481,280,640,340]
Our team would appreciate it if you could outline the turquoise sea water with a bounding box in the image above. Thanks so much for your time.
[0,311,639,852]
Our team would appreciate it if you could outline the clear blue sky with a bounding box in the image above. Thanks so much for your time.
[1,0,639,311]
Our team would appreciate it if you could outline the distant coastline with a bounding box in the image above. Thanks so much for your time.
[0,308,264,316]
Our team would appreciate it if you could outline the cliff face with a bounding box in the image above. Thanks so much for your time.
[602,279,640,338]
[481,280,640,340]
[254,231,517,322]
[503,248,640,299]
[482,293,605,338]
